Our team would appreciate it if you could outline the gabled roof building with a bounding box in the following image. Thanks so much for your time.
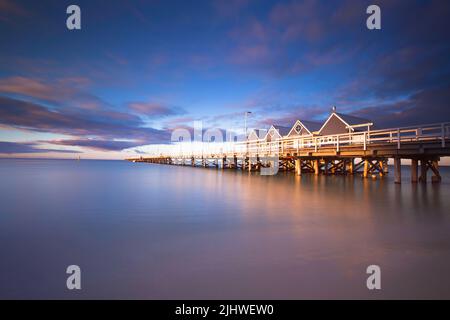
[287,119,322,137]
[318,111,373,136]
[247,129,267,141]
[264,125,290,142]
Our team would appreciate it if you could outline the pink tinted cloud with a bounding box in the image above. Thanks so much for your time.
[0,0,29,22]
[213,0,251,17]
[161,116,197,131]
[46,139,140,152]
[331,0,366,26]
[106,52,129,66]
[269,0,324,42]
[149,53,168,67]
[189,54,215,69]
[304,44,360,67]
[0,76,74,102]
[0,95,170,144]
[229,44,271,65]
[0,76,111,111]
[255,104,327,128]
[224,1,352,74]
[128,102,184,117]
[228,19,269,43]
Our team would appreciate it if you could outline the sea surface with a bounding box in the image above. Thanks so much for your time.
[1,158,450,299]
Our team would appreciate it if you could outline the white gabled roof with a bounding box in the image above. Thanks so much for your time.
[318,112,373,134]
[247,128,267,141]
[287,119,322,136]
[264,125,290,140]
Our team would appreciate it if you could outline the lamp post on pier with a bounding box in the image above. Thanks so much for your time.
[244,111,252,139]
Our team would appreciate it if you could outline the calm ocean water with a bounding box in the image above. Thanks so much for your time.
[1,158,450,299]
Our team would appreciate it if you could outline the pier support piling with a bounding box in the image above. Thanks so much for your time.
[363,159,369,178]
[394,157,402,184]
[314,159,320,175]
[420,159,427,183]
[383,159,389,174]
[378,160,385,177]
[348,158,354,175]
[411,159,418,183]
[431,160,442,183]
[324,159,329,175]
[295,159,301,176]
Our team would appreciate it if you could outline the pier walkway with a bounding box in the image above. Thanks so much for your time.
[128,122,450,184]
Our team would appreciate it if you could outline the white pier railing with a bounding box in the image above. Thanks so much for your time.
[243,122,450,157]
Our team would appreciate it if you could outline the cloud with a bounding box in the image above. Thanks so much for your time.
[223,0,366,76]
[128,102,184,117]
[46,139,141,152]
[0,96,171,145]
[333,42,450,117]
[0,76,106,110]
[253,104,328,128]
[353,85,450,128]
[0,75,178,154]
[248,81,449,130]
[2,0,450,157]
[270,0,326,42]
[161,116,197,129]
[228,18,270,43]
[0,76,73,102]
[106,52,129,66]
[229,44,271,65]
[0,0,29,22]
[213,0,251,17]
[0,141,80,154]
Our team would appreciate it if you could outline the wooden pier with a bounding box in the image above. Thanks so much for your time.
[128,122,450,184]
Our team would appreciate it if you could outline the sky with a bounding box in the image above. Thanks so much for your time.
[0,0,449,159]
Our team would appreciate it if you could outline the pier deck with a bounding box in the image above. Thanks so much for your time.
[128,122,450,184]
